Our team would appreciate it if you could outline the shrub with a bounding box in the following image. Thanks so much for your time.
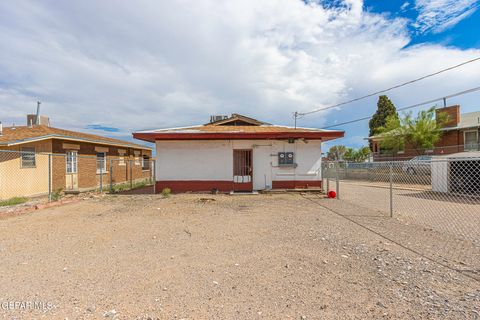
[161,188,171,198]
[0,197,28,207]
[51,188,63,201]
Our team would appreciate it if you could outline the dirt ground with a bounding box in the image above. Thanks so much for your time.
[0,193,479,319]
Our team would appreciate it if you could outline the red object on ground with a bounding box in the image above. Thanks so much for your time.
[328,191,336,198]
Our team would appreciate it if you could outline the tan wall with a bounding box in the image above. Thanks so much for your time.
[0,141,52,200]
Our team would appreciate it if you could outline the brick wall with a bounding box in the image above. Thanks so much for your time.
[436,105,460,127]
[52,154,66,191]
[372,129,465,161]
[51,139,152,191]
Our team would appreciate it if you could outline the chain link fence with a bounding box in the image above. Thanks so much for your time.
[0,149,156,203]
[109,158,155,194]
[322,156,480,278]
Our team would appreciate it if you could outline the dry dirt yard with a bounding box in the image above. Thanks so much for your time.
[0,193,479,319]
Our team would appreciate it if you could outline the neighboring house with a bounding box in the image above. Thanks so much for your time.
[133,113,344,193]
[0,114,152,200]
[370,105,480,161]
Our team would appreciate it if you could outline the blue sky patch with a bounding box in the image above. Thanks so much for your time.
[86,124,120,132]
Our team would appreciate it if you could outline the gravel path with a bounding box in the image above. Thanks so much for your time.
[334,182,480,244]
[0,194,479,319]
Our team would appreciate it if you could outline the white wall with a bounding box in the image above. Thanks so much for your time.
[270,139,322,183]
[155,139,322,190]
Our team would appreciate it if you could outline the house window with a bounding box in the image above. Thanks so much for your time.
[142,155,150,170]
[96,152,107,173]
[66,151,78,174]
[21,147,36,168]
[464,130,479,151]
[278,152,294,166]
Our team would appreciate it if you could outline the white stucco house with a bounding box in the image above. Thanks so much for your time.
[133,114,344,193]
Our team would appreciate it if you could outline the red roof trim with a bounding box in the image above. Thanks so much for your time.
[133,131,344,142]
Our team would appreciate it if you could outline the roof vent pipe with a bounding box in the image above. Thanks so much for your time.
[35,101,41,125]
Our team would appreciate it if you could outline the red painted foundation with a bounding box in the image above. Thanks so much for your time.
[272,180,322,189]
[156,180,322,193]
[156,180,234,193]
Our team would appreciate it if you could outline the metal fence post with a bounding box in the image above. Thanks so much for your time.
[100,163,103,193]
[389,162,393,218]
[152,160,156,194]
[335,161,340,200]
[109,159,113,193]
[48,153,52,202]
[326,164,330,194]
[130,160,133,189]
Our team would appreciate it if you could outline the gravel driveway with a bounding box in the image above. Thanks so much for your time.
[0,194,479,319]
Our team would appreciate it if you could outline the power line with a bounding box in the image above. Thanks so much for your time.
[320,85,480,130]
[296,56,480,117]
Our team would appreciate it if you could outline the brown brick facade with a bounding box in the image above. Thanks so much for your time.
[51,139,152,192]
[372,129,472,161]
[371,105,479,161]
[436,105,460,127]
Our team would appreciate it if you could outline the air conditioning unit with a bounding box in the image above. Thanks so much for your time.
[210,115,228,123]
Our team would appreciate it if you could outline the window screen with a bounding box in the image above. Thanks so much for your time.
[278,152,294,166]
[465,131,478,151]
[66,151,78,174]
[21,147,36,168]
[96,152,106,172]
[142,155,150,170]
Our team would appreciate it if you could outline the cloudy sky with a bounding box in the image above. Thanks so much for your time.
[0,0,479,148]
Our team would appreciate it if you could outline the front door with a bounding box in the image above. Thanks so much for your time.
[65,151,78,191]
[233,149,253,192]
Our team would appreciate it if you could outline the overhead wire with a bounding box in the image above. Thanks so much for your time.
[320,86,480,129]
[295,56,480,117]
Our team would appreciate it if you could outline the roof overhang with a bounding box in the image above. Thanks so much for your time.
[0,134,152,150]
[133,131,344,143]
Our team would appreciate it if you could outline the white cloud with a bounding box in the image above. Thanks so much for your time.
[413,0,478,33]
[400,2,411,11]
[0,0,478,147]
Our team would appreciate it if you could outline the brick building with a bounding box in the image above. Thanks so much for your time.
[0,114,152,199]
[370,105,480,161]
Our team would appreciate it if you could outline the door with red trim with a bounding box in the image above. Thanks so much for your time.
[233,149,253,192]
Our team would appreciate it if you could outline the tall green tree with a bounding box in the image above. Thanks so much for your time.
[369,95,398,150]
[326,145,347,161]
[328,145,370,162]
[344,146,371,162]
[378,107,448,155]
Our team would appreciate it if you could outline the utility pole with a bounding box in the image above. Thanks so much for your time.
[294,111,298,129]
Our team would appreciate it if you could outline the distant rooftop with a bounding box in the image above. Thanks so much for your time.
[0,125,151,150]
[445,111,480,131]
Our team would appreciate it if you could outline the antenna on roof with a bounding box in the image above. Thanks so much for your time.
[36,101,41,125]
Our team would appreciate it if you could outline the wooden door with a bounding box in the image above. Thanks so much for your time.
[233,149,253,192]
